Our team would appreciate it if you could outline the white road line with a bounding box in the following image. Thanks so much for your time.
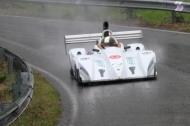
[0,14,31,18]
[39,19,68,22]
[29,64,78,126]
[0,29,57,39]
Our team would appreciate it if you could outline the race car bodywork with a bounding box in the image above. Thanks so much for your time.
[65,23,157,84]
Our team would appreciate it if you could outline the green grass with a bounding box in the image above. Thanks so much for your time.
[1,1,190,25]
[133,10,171,23]
[171,0,190,1]
[11,71,61,126]
[0,62,61,125]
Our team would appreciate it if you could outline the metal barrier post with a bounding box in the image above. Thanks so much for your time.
[0,102,11,112]
[84,5,89,15]
[41,2,45,12]
[127,8,133,19]
[13,58,22,72]
[0,48,4,61]
[0,0,5,9]
[6,55,14,74]
[172,11,177,23]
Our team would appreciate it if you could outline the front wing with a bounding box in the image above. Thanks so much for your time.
[77,75,157,84]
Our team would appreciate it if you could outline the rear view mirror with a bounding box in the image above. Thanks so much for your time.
[124,46,131,51]
[93,49,100,52]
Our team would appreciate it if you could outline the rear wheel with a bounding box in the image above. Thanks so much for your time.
[153,65,157,79]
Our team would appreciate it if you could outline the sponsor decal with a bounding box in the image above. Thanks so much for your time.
[109,55,121,59]
[127,57,135,65]
[142,52,152,55]
[80,67,88,75]
[115,65,121,69]
[175,1,184,11]
[98,69,105,77]
[95,60,105,67]
[80,57,90,60]
[112,63,122,70]
[129,66,135,74]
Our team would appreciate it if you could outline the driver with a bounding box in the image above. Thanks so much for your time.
[103,36,114,48]
[98,36,121,50]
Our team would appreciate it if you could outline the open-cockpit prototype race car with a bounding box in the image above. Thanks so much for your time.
[65,22,157,84]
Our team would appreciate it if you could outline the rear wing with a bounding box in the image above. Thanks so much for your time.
[64,30,143,44]
[64,30,143,54]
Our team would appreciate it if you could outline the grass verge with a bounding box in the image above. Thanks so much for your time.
[11,71,61,126]
[0,62,61,125]
[0,1,190,32]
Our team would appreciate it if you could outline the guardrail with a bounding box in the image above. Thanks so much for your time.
[0,47,34,126]
[16,0,190,23]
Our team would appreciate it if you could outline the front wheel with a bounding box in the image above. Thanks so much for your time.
[153,65,157,79]
[75,66,83,84]
[70,68,74,76]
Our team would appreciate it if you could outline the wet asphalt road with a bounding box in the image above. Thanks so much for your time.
[0,15,190,126]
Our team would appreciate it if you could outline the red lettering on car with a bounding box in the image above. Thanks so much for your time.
[109,55,121,59]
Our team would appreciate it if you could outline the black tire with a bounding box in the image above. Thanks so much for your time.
[153,65,157,79]
[78,76,83,84]
[70,68,74,76]
[74,65,78,79]
[75,65,83,84]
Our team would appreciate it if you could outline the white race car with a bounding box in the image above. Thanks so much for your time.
[65,22,157,84]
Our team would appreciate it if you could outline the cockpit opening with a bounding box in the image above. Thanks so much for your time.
[136,47,140,50]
